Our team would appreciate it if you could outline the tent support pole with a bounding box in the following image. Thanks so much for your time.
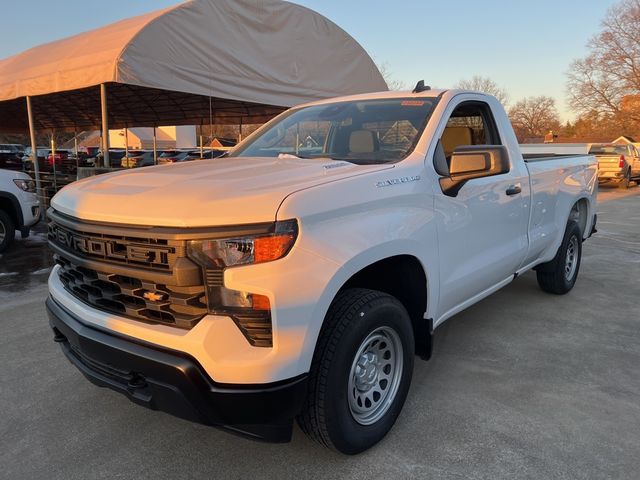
[153,127,157,165]
[73,128,79,177]
[100,83,110,168]
[200,123,204,159]
[50,134,58,192]
[26,96,43,217]
[124,127,129,158]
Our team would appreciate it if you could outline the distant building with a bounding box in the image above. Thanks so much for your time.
[611,135,637,145]
[110,126,196,149]
[209,137,237,148]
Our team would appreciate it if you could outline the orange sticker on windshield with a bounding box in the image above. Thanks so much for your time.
[401,100,425,106]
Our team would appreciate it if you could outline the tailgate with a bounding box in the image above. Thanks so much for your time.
[596,155,623,173]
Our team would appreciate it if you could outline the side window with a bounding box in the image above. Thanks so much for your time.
[439,101,501,158]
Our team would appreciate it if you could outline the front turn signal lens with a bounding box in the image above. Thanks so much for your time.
[251,294,271,311]
[254,233,297,263]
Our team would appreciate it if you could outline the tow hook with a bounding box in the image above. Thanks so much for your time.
[52,328,66,343]
[127,373,147,390]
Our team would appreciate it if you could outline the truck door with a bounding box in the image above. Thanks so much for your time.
[433,99,529,320]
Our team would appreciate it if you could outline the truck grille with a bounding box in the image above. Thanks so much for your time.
[56,255,208,329]
[48,210,274,346]
[48,221,181,271]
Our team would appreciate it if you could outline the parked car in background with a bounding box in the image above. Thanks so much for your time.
[93,149,127,167]
[182,149,227,161]
[120,150,155,168]
[0,168,39,252]
[80,146,101,158]
[0,144,25,155]
[22,147,50,173]
[46,150,78,173]
[589,143,640,188]
[0,150,24,171]
[157,150,192,164]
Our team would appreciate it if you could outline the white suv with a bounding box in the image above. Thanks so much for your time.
[0,169,40,252]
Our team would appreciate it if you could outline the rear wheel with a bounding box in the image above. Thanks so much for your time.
[0,210,15,253]
[297,288,414,454]
[619,169,631,189]
[536,221,582,294]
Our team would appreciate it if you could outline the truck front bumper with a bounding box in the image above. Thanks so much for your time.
[46,296,307,443]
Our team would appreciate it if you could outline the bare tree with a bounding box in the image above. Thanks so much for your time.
[377,62,408,91]
[508,96,561,141]
[567,0,640,126]
[455,76,510,106]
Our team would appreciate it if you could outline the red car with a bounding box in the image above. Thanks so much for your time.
[46,150,77,173]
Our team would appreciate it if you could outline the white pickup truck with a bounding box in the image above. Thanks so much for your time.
[46,86,597,454]
[0,169,40,252]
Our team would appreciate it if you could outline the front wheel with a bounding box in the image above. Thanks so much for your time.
[536,220,582,294]
[0,210,15,253]
[297,288,414,454]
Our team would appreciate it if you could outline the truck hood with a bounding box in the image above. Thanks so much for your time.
[51,157,392,226]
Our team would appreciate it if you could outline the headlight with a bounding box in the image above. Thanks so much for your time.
[13,179,36,193]
[187,219,298,268]
[186,220,298,347]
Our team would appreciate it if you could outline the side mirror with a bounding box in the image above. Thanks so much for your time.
[439,145,510,197]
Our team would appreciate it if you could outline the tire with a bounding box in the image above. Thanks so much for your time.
[619,169,631,189]
[297,288,415,454]
[0,210,15,253]
[536,220,582,295]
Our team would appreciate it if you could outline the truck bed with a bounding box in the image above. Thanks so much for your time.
[523,153,590,162]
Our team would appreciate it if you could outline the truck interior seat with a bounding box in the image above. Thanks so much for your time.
[441,127,473,157]
[349,130,379,154]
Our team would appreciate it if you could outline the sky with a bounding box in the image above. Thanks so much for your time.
[0,0,619,121]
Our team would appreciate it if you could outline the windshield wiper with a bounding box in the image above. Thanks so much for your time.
[277,152,314,159]
[324,156,384,165]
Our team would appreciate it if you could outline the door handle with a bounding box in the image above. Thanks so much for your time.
[506,185,522,196]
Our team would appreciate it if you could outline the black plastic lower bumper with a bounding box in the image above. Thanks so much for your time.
[46,296,307,442]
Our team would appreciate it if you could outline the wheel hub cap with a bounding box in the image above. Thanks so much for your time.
[565,235,578,281]
[355,352,379,391]
[348,326,403,425]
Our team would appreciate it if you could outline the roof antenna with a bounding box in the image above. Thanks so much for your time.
[412,80,431,93]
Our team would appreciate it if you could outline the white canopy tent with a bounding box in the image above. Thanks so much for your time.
[0,0,387,194]
[0,0,387,131]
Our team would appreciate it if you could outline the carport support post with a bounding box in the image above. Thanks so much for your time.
[199,123,204,159]
[50,135,58,192]
[73,129,79,175]
[153,127,157,165]
[124,128,129,158]
[25,96,43,214]
[100,83,110,168]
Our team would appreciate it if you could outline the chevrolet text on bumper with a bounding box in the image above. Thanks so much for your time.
[47,86,598,454]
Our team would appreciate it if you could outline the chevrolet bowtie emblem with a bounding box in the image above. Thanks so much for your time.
[143,291,168,302]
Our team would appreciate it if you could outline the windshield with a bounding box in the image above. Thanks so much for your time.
[589,145,626,155]
[230,97,438,164]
